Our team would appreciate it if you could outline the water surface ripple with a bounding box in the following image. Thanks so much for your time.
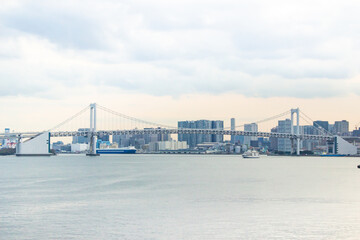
[1,155,360,239]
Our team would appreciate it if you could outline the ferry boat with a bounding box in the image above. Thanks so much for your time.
[96,146,136,154]
[242,150,260,158]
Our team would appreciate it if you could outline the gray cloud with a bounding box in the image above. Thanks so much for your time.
[0,0,359,99]
[1,4,106,49]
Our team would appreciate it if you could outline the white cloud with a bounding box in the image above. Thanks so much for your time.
[0,0,360,100]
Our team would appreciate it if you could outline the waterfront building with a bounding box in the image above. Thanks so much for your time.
[231,118,235,144]
[258,137,270,150]
[98,134,109,142]
[112,128,171,149]
[244,123,258,146]
[269,127,278,151]
[353,129,360,137]
[277,119,292,153]
[334,120,349,136]
[303,125,314,135]
[97,140,118,149]
[143,127,171,143]
[149,140,188,152]
[71,143,88,153]
[236,135,245,145]
[1,128,11,149]
[195,120,212,144]
[212,120,224,143]
[302,125,317,151]
[230,119,243,145]
[313,120,329,134]
[178,119,224,148]
[113,134,131,147]
[72,128,90,144]
[178,121,197,148]
[51,141,64,152]
[250,140,259,147]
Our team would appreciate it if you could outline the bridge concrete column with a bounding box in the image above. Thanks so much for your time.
[291,108,300,155]
[87,103,99,156]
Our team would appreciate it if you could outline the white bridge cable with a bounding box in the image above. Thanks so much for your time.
[300,110,333,136]
[224,110,291,130]
[96,104,177,130]
[49,105,90,132]
[299,115,327,136]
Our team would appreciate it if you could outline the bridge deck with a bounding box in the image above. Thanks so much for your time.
[0,129,334,140]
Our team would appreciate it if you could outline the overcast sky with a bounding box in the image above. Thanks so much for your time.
[1,0,360,131]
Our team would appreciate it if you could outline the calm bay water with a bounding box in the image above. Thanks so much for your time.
[1,154,360,239]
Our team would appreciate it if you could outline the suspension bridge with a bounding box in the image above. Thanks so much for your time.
[0,103,355,156]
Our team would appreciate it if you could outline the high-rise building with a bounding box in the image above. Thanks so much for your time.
[244,123,258,146]
[353,129,360,137]
[313,121,329,134]
[302,125,316,151]
[2,128,11,148]
[212,120,224,143]
[178,121,197,148]
[149,140,189,152]
[178,119,224,148]
[231,118,235,144]
[98,134,109,142]
[72,128,90,144]
[112,127,171,149]
[113,134,131,147]
[269,127,278,151]
[196,120,212,143]
[230,118,243,145]
[303,125,314,135]
[334,120,349,136]
[277,119,292,153]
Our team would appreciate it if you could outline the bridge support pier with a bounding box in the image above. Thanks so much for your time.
[87,103,100,156]
[296,138,300,155]
[16,132,52,156]
[291,108,300,156]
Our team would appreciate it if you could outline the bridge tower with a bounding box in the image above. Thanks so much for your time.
[291,108,300,155]
[87,103,99,156]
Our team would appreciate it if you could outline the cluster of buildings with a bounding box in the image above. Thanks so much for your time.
[50,117,360,155]
[52,127,189,153]
[3,117,358,155]
[0,128,16,149]
[178,120,224,148]
[268,119,353,154]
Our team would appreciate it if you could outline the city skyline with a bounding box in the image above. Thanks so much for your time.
[1,98,359,133]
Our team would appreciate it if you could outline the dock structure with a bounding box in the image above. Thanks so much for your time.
[16,132,52,156]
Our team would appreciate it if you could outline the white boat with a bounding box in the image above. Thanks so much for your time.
[242,150,260,158]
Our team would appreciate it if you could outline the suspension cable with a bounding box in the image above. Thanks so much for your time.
[96,104,177,129]
[48,105,90,131]
[300,110,333,136]
[225,110,291,130]
[299,115,325,135]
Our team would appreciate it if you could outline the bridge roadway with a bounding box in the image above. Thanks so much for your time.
[0,129,333,141]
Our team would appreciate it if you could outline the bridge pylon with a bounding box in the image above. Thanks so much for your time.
[291,108,300,155]
[87,103,99,156]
